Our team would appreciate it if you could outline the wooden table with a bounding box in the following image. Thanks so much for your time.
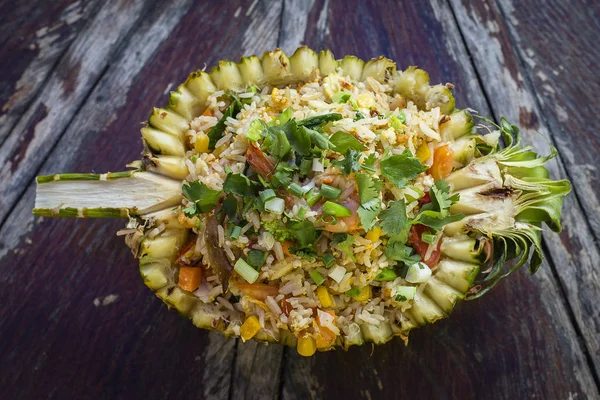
[1,0,598,398]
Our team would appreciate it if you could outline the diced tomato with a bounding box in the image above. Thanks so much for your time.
[428,145,454,180]
[178,267,203,292]
[237,283,279,301]
[407,224,441,268]
[418,192,431,206]
[281,296,292,316]
[246,145,275,179]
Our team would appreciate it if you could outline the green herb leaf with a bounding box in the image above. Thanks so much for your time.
[380,149,428,188]
[333,233,357,262]
[270,163,296,188]
[268,107,294,127]
[356,173,382,230]
[223,173,257,197]
[223,194,238,219]
[246,119,267,142]
[329,132,366,154]
[287,220,317,249]
[379,200,409,237]
[284,120,311,156]
[182,181,222,214]
[247,250,268,269]
[302,126,332,150]
[297,113,342,128]
[207,97,242,149]
[333,148,361,174]
[384,236,420,264]
[414,180,464,230]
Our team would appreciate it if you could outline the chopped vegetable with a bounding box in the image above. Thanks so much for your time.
[394,286,416,302]
[310,270,325,285]
[265,197,285,214]
[178,267,202,292]
[259,189,276,202]
[247,250,267,268]
[375,268,398,281]
[380,150,428,188]
[289,183,304,197]
[182,181,221,216]
[405,262,432,283]
[329,132,366,154]
[320,184,341,199]
[234,258,260,283]
[323,252,335,268]
[297,336,317,356]
[323,201,351,217]
[240,315,261,342]
[237,283,279,301]
[316,286,334,308]
[328,265,347,283]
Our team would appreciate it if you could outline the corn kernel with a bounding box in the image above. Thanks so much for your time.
[354,286,372,302]
[316,286,334,308]
[416,142,431,163]
[365,227,382,242]
[239,315,261,342]
[195,133,210,153]
[297,336,317,356]
[357,92,376,109]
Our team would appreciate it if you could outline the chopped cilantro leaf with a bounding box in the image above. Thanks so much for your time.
[333,148,361,174]
[356,173,383,231]
[182,181,222,215]
[268,107,293,127]
[270,128,292,159]
[287,220,317,249]
[223,194,238,219]
[285,120,311,156]
[361,153,377,173]
[384,236,421,264]
[223,173,257,197]
[413,180,464,230]
[302,126,332,150]
[380,149,428,188]
[379,200,409,237]
[270,163,296,188]
[329,132,366,154]
[333,233,356,262]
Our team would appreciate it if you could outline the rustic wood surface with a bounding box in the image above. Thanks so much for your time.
[0,0,598,399]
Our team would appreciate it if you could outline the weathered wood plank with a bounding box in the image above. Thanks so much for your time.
[449,0,600,378]
[0,0,282,398]
[0,0,100,145]
[0,0,151,227]
[495,0,600,241]
[231,342,285,400]
[278,0,599,398]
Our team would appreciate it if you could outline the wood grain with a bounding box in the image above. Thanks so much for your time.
[0,0,100,145]
[449,0,600,378]
[0,0,285,398]
[0,0,152,228]
[496,0,600,241]
[277,0,599,398]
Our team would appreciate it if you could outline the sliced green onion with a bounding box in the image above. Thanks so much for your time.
[300,158,312,176]
[230,225,242,240]
[310,270,325,286]
[224,165,233,174]
[320,184,341,199]
[421,232,436,244]
[312,158,324,172]
[246,119,264,142]
[264,197,285,214]
[332,91,351,104]
[323,201,351,217]
[247,250,267,269]
[354,112,365,121]
[375,267,398,281]
[323,252,335,268]
[259,189,276,202]
[306,188,322,207]
[346,287,361,297]
[235,258,259,283]
[289,183,304,197]
[394,286,416,302]
[404,186,423,203]
[296,206,307,220]
[397,110,406,123]
[390,116,403,132]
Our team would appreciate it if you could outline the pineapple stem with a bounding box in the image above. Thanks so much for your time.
[33,171,182,218]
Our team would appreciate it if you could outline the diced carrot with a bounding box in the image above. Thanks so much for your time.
[322,176,334,184]
[237,283,279,301]
[201,108,214,117]
[178,267,202,292]
[428,144,454,180]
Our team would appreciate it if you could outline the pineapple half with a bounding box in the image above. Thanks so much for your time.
[33,47,570,354]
